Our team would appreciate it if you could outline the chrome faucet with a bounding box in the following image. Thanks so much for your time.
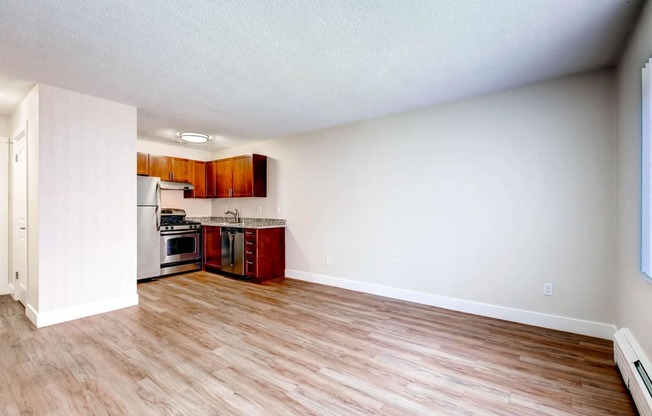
[225,208,240,223]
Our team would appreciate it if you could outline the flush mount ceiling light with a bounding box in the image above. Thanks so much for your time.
[177,131,211,143]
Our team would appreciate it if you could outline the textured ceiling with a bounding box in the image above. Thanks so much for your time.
[0,0,643,149]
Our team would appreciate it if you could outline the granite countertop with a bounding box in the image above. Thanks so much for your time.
[188,216,286,229]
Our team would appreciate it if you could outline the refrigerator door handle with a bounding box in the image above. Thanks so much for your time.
[156,182,161,231]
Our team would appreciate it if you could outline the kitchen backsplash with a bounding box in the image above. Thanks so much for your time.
[160,190,212,217]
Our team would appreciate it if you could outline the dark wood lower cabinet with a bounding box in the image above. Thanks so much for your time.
[202,226,285,282]
[244,227,285,282]
[203,226,222,270]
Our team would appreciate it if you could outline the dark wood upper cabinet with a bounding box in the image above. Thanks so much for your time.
[214,158,233,198]
[148,154,170,180]
[139,153,267,199]
[205,161,217,198]
[232,156,253,197]
[184,160,206,199]
[213,154,266,198]
[148,154,192,182]
[137,153,149,176]
[249,154,267,197]
[169,157,191,182]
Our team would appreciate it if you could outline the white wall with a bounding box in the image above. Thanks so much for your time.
[160,190,212,217]
[0,115,9,295]
[137,139,213,216]
[213,70,617,335]
[13,85,138,326]
[616,1,652,359]
[0,115,8,135]
[136,139,213,161]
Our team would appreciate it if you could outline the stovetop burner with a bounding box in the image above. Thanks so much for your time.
[160,208,201,231]
[161,219,201,226]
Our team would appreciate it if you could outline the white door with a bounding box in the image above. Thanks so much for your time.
[11,127,27,304]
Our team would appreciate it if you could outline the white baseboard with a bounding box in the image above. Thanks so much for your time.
[285,270,616,339]
[10,283,26,304]
[25,293,139,328]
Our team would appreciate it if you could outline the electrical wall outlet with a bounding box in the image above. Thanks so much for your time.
[257,206,263,213]
[326,256,332,266]
[543,283,553,296]
[277,206,282,214]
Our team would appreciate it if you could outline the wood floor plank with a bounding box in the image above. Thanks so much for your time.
[0,272,638,415]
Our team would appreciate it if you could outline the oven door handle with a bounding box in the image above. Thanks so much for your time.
[161,230,201,236]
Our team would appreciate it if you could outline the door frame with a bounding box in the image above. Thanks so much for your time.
[0,133,9,295]
[9,123,28,303]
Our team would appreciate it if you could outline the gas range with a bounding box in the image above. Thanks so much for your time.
[159,208,202,277]
[160,209,202,231]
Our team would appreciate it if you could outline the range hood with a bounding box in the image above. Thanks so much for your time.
[160,180,194,190]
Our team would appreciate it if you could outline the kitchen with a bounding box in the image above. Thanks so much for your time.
[136,146,286,283]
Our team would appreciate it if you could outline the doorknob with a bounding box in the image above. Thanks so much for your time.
[20,227,26,230]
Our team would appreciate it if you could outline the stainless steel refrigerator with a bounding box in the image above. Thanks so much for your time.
[137,176,161,280]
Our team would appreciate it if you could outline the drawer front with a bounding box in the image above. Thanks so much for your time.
[244,230,257,246]
[245,258,257,276]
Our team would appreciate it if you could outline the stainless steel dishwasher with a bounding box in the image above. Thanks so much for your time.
[221,228,244,275]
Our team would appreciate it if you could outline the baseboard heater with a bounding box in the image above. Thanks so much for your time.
[614,328,652,416]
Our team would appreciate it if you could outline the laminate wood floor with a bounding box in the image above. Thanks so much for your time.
[0,272,637,415]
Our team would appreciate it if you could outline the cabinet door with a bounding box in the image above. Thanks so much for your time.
[148,155,171,180]
[192,161,206,197]
[232,156,253,197]
[170,157,192,182]
[203,227,222,269]
[205,161,216,198]
[215,158,233,198]
[184,161,206,199]
[137,153,149,176]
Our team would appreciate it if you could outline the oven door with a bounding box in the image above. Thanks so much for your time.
[160,230,201,265]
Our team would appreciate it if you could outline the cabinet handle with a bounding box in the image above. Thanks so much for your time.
[246,251,253,255]
[245,231,254,235]
[246,241,254,245]
[246,261,254,265]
